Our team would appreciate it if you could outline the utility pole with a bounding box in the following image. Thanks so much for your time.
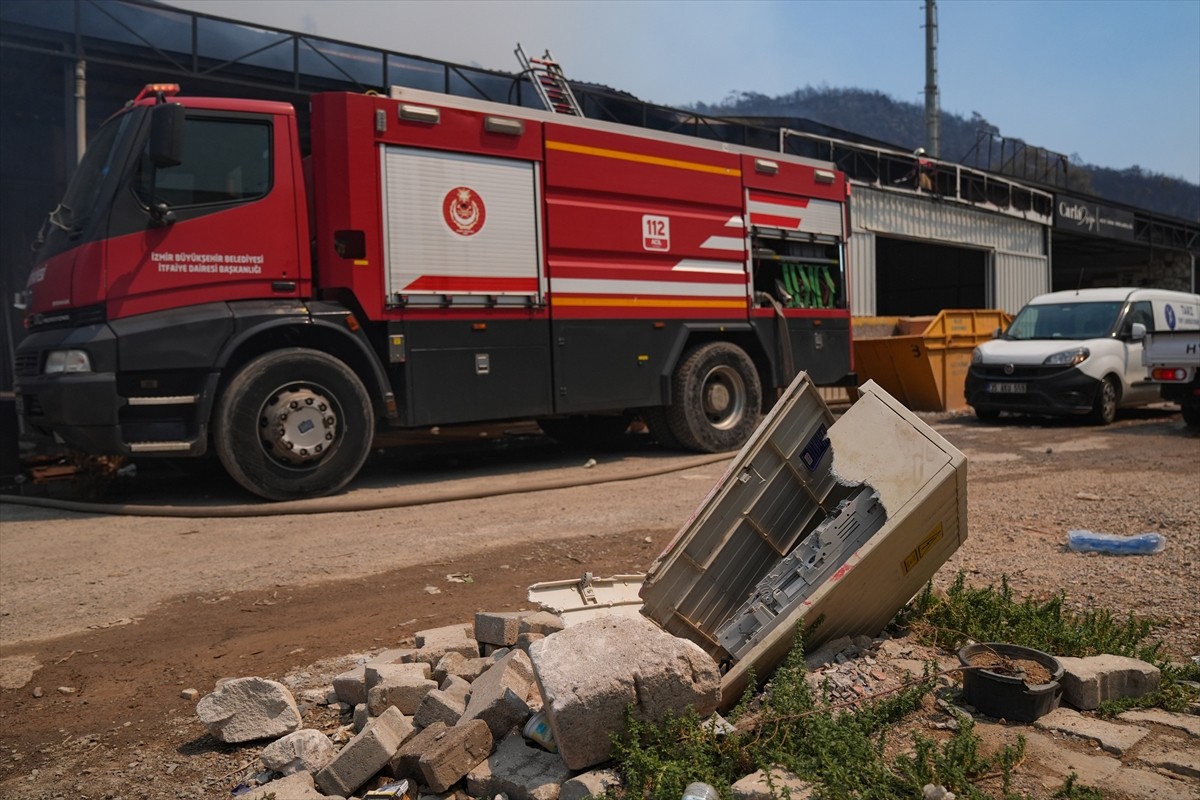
[924,0,940,158]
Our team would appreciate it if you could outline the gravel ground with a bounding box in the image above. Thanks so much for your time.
[0,404,1197,799]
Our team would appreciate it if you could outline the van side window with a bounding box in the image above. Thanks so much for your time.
[1123,301,1154,335]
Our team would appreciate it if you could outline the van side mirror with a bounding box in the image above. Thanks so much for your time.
[1130,322,1146,341]
[149,103,184,167]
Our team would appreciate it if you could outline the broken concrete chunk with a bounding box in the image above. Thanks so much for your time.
[514,633,545,653]
[260,728,336,776]
[415,684,470,729]
[244,770,327,800]
[475,611,525,647]
[732,766,816,800]
[517,612,564,637]
[1034,707,1150,756]
[353,703,369,733]
[368,662,432,690]
[315,706,412,796]
[333,665,368,707]
[460,650,536,740]
[368,673,439,716]
[368,647,417,667]
[386,720,448,779]
[528,615,720,770]
[466,731,572,800]
[418,718,494,792]
[559,767,622,800]
[440,674,472,702]
[1058,655,1160,711]
[412,623,479,665]
[196,677,302,743]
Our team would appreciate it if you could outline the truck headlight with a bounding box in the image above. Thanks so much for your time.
[44,349,92,374]
[971,347,983,365]
[1043,347,1089,367]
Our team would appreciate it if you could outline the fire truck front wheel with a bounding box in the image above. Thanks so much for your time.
[667,342,762,453]
[214,348,374,501]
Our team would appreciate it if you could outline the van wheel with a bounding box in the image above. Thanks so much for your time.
[215,348,374,500]
[667,342,762,452]
[1182,403,1200,428]
[1087,376,1119,425]
[974,407,1001,423]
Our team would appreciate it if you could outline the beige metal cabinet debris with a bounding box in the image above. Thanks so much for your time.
[639,374,967,707]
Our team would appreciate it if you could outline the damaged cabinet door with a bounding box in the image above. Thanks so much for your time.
[639,373,967,708]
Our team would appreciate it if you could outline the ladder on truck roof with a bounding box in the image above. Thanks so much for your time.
[515,44,583,116]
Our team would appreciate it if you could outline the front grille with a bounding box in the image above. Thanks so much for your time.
[27,303,105,332]
[14,351,40,378]
[973,364,1071,380]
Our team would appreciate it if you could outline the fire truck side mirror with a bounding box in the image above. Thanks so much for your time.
[149,103,184,168]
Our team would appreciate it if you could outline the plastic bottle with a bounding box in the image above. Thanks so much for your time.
[681,783,720,800]
[1066,530,1166,555]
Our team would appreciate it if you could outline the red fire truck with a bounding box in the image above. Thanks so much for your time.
[15,84,854,500]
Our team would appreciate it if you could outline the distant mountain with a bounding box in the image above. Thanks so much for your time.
[692,87,1199,222]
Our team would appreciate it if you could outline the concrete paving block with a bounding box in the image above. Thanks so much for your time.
[528,615,720,770]
[316,706,413,797]
[333,666,368,707]
[1136,742,1200,779]
[441,675,472,703]
[1034,707,1150,756]
[559,767,622,800]
[433,652,469,684]
[518,612,565,637]
[1117,708,1200,738]
[354,703,369,733]
[415,685,469,729]
[1058,655,1161,711]
[418,718,494,792]
[732,766,816,800]
[514,633,545,653]
[245,770,327,799]
[387,720,448,779]
[259,728,336,775]
[197,677,303,743]
[1022,729,1197,800]
[461,650,536,740]
[368,673,439,716]
[466,731,572,800]
[475,611,524,647]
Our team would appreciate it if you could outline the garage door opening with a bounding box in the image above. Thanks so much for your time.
[875,237,987,315]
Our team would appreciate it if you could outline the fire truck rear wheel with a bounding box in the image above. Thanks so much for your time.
[667,342,762,452]
[214,348,374,501]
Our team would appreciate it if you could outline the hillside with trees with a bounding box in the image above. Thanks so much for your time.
[692,87,1199,222]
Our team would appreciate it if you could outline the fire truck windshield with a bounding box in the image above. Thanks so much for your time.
[36,111,136,250]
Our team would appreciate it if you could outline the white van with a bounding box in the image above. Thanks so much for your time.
[964,287,1200,424]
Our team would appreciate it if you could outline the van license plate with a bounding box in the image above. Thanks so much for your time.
[987,382,1026,394]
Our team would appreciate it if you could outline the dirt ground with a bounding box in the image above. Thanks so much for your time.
[0,407,1197,799]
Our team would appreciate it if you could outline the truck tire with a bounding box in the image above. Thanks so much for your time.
[214,348,374,500]
[1087,375,1119,425]
[974,407,1001,423]
[666,342,762,452]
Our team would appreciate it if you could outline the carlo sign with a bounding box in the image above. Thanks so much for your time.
[1055,196,1135,241]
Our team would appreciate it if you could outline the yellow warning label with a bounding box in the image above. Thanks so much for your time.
[902,523,944,574]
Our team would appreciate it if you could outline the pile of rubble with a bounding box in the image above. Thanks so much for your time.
[195,606,1194,800]
[198,610,721,799]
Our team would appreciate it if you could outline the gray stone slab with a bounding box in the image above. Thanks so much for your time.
[1136,740,1200,779]
[414,685,469,729]
[475,611,524,647]
[333,666,368,707]
[368,672,439,716]
[244,770,329,799]
[1021,728,1196,800]
[460,649,536,740]
[387,720,448,780]
[1118,708,1200,738]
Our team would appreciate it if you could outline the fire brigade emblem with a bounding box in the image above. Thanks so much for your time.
[442,186,486,237]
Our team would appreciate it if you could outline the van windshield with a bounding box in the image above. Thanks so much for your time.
[1005,301,1123,340]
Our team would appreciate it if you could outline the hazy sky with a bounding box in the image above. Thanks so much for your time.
[163,0,1200,184]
